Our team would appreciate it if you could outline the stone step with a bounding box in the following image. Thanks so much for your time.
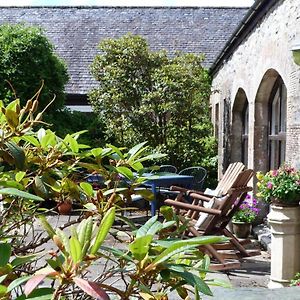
[252,224,271,253]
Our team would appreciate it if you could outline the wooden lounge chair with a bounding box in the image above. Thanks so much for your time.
[210,161,245,197]
[169,161,245,198]
[164,169,260,271]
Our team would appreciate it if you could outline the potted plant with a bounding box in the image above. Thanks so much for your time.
[256,164,300,207]
[232,193,260,238]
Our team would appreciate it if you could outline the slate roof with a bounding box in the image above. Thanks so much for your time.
[0,6,248,95]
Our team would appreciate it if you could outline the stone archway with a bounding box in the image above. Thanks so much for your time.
[231,88,248,166]
[254,69,286,173]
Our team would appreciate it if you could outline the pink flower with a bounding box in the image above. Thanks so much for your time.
[267,182,273,189]
[296,180,300,186]
[272,170,278,177]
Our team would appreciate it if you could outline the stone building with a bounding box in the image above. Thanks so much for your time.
[0,6,246,111]
[2,3,298,176]
[210,0,300,177]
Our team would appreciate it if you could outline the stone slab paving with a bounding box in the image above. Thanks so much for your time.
[30,214,300,299]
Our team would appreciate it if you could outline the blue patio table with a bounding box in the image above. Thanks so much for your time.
[143,173,194,216]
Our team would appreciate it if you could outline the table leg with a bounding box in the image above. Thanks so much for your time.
[150,183,157,216]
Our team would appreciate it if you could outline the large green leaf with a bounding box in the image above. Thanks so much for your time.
[129,235,153,261]
[70,130,88,140]
[0,284,7,295]
[103,188,128,196]
[100,245,133,262]
[15,171,26,182]
[0,275,7,284]
[150,236,227,267]
[6,141,25,170]
[0,188,43,201]
[5,109,19,129]
[6,275,31,293]
[80,182,94,197]
[160,205,174,221]
[11,254,37,267]
[64,134,79,153]
[130,161,144,172]
[136,216,158,238]
[175,271,212,296]
[90,207,115,254]
[116,166,134,180]
[0,243,11,267]
[40,131,56,149]
[91,147,103,157]
[34,176,49,198]
[39,216,56,238]
[0,180,24,189]
[106,144,124,159]
[134,189,154,201]
[127,142,148,161]
[135,153,167,163]
[22,136,40,147]
[69,236,82,263]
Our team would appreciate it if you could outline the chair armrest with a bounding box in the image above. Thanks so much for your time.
[169,186,212,202]
[187,192,213,202]
[170,185,189,192]
[164,199,222,215]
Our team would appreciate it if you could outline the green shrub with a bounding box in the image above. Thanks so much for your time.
[0,24,68,111]
[89,34,216,172]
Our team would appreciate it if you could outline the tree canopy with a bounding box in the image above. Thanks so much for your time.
[89,34,216,169]
[0,24,69,111]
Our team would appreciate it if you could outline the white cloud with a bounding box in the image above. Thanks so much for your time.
[0,0,254,6]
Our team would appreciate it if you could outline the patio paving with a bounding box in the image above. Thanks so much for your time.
[30,213,300,299]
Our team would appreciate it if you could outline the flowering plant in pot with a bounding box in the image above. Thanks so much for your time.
[256,164,300,206]
[232,193,260,238]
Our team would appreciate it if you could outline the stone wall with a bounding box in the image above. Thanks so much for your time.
[211,0,300,177]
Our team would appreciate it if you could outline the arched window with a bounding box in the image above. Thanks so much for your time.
[268,78,286,169]
[242,103,249,165]
[231,89,248,167]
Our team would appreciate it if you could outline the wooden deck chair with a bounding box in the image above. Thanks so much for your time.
[168,161,245,199]
[164,169,260,271]
[212,161,245,196]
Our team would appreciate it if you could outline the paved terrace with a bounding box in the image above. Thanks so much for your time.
[27,213,299,299]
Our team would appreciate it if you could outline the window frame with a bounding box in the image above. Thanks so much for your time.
[268,78,287,169]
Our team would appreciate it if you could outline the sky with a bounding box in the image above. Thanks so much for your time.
[0,0,255,7]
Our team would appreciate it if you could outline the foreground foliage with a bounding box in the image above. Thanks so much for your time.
[0,96,227,299]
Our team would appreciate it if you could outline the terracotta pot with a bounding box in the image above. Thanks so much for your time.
[232,221,252,239]
[57,201,72,215]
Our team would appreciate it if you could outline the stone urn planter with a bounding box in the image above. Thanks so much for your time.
[267,204,300,288]
[232,221,252,239]
[271,197,300,207]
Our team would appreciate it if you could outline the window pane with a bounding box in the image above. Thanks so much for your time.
[268,78,286,169]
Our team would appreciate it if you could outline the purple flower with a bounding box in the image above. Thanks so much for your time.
[267,182,273,189]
